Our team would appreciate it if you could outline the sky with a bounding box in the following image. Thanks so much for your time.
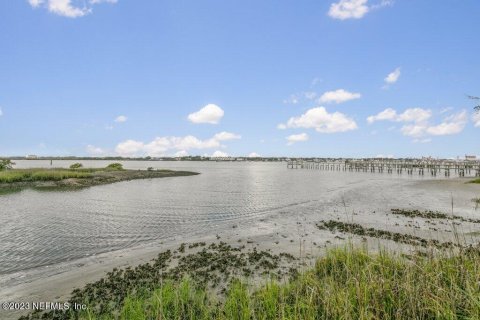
[0,0,479,158]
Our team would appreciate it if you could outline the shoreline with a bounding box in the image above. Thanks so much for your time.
[1,176,479,319]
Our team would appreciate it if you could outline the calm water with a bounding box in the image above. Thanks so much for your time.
[0,160,423,275]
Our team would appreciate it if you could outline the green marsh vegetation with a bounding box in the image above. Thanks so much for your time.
[390,208,480,223]
[0,159,15,171]
[106,162,124,170]
[118,247,480,320]
[0,163,198,192]
[69,163,83,169]
[21,242,480,320]
[0,168,93,183]
[471,178,480,184]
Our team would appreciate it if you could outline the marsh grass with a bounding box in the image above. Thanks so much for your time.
[71,245,480,320]
[20,241,480,320]
[0,168,198,195]
[391,208,480,224]
[470,178,480,184]
[317,220,458,249]
[0,169,93,183]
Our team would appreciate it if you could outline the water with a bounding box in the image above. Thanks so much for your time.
[0,160,443,275]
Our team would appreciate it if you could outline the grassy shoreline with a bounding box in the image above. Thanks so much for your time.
[19,242,480,320]
[0,167,199,193]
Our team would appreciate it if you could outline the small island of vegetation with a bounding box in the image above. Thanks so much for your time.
[0,160,198,193]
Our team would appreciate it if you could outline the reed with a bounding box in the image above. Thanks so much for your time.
[0,169,92,183]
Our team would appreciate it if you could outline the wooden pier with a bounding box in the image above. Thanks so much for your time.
[287,159,480,177]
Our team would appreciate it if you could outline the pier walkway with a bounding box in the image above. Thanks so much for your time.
[287,159,480,177]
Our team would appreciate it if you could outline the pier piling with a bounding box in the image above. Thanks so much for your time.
[286,159,480,178]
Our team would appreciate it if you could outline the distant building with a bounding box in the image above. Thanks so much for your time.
[26,155,38,159]
[210,157,235,161]
[465,155,477,161]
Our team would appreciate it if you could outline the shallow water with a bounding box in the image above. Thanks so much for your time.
[0,160,465,276]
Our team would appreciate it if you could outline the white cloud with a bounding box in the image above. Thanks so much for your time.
[90,0,117,4]
[211,150,229,158]
[368,108,467,139]
[375,154,394,158]
[280,107,358,133]
[283,92,317,105]
[174,150,189,157]
[401,124,428,138]
[367,108,432,124]
[277,123,287,130]
[397,108,432,123]
[213,131,241,141]
[115,115,127,123]
[27,0,116,18]
[28,0,44,7]
[318,89,361,104]
[86,144,106,155]
[0,107,3,117]
[384,67,401,84]
[115,140,145,157]
[115,132,241,157]
[473,112,480,127]
[187,104,224,124]
[440,107,454,114]
[367,108,397,123]
[286,133,309,145]
[401,111,467,138]
[47,0,91,18]
[283,94,299,105]
[425,111,468,136]
[371,0,394,10]
[248,152,261,157]
[413,138,432,144]
[328,0,369,20]
[328,0,392,20]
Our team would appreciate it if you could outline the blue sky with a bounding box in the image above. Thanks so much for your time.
[0,0,479,158]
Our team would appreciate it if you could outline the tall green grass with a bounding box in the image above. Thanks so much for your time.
[75,246,480,320]
[0,169,92,183]
[470,178,480,184]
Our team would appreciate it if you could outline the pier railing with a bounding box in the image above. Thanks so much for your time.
[286,159,480,177]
